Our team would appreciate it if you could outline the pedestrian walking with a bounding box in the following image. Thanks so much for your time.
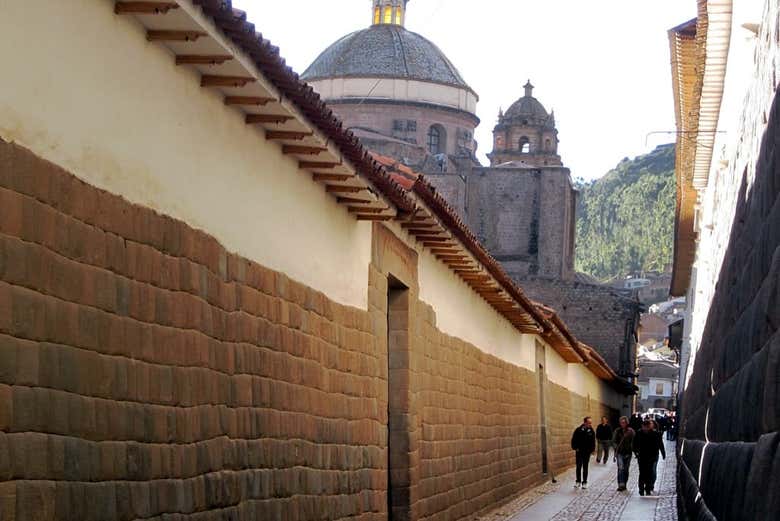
[595,416,613,464]
[612,416,635,491]
[570,416,596,490]
[633,419,666,496]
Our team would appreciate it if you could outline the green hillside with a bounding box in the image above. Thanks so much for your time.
[575,144,676,281]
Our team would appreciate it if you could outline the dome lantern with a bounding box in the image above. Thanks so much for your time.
[372,0,408,27]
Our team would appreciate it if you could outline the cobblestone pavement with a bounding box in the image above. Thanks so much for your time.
[475,441,678,521]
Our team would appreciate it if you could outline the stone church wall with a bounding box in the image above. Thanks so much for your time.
[0,140,620,520]
[677,3,780,518]
[517,278,641,382]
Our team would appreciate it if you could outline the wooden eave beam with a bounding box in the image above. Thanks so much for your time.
[202,75,255,87]
[301,161,341,170]
[325,185,365,194]
[246,114,293,124]
[266,130,312,141]
[116,2,179,14]
[226,96,275,106]
[147,30,206,42]
[313,173,353,182]
[337,196,374,204]
[348,206,388,214]
[176,55,233,65]
[402,222,438,229]
[283,145,328,156]
[356,215,393,221]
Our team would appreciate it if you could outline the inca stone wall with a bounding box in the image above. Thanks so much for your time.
[678,4,780,518]
[0,139,617,520]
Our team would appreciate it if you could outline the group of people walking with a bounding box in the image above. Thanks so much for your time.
[570,415,666,495]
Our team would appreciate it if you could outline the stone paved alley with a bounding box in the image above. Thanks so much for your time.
[477,441,678,521]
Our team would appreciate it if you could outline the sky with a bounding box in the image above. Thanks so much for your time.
[233,0,697,180]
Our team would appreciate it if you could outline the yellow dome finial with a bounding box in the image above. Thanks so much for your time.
[372,0,408,26]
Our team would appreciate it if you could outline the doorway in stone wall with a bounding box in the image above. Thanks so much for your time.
[387,276,410,520]
[536,341,549,474]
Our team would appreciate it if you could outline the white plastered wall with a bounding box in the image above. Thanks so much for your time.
[402,221,624,410]
[0,0,372,308]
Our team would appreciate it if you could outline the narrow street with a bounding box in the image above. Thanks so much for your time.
[477,441,677,521]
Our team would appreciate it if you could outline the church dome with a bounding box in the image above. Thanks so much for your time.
[301,25,473,92]
[505,96,549,119]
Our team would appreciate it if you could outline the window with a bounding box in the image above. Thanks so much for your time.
[655,382,664,395]
[393,119,404,131]
[427,125,444,154]
[545,138,552,151]
[383,6,393,24]
[406,120,417,131]
[374,6,380,24]
[519,136,530,153]
[395,6,403,24]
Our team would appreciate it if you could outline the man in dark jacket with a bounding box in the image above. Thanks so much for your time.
[633,419,666,495]
[612,416,635,491]
[571,416,596,489]
[595,417,613,464]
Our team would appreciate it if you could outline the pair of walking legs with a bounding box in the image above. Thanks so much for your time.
[575,451,590,485]
[596,441,611,463]
[637,457,658,494]
[616,453,631,490]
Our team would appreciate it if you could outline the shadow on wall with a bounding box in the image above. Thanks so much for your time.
[677,85,780,521]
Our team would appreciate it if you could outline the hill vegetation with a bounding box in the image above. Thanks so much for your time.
[575,144,676,281]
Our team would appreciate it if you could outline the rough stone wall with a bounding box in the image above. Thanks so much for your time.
[413,301,539,520]
[465,167,575,282]
[0,139,388,520]
[517,278,641,379]
[677,6,780,518]
[547,382,615,478]
[0,139,620,520]
[466,168,541,279]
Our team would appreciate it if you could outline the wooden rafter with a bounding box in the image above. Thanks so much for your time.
[283,145,327,156]
[348,206,388,214]
[265,130,312,141]
[226,96,275,106]
[201,75,255,87]
[115,2,178,14]
[246,114,293,124]
[176,55,233,65]
[337,196,374,204]
[300,161,340,170]
[147,30,206,42]
[325,185,365,194]
[312,173,353,182]
[356,215,393,221]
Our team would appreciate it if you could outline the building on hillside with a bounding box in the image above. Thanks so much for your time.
[0,1,634,519]
[669,1,780,519]
[302,0,643,382]
[636,359,679,413]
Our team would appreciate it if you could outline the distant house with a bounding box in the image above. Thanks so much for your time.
[637,359,679,412]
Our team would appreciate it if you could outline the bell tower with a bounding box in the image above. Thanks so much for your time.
[372,0,409,26]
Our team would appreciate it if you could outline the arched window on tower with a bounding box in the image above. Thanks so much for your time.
[519,136,530,153]
[428,125,446,155]
[383,6,393,24]
[545,138,552,151]
[395,6,403,24]
[374,6,381,24]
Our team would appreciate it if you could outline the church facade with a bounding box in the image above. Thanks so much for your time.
[303,0,641,379]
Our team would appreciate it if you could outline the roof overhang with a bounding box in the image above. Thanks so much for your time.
[668,1,733,297]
